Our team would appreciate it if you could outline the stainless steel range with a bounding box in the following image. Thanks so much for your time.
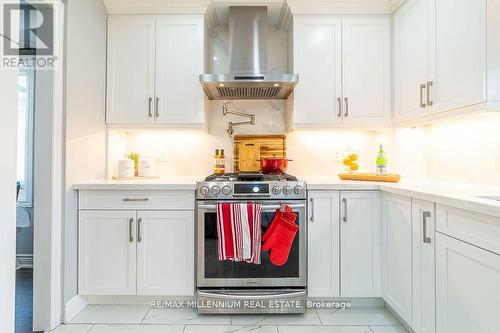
[196,172,307,314]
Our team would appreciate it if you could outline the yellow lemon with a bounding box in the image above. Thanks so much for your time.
[348,153,358,161]
[343,158,352,166]
[349,162,359,171]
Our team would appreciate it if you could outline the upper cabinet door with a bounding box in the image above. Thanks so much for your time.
[342,18,391,126]
[430,0,486,113]
[107,17,156,124]
[155,16,204,126]
[340,191,382,297]
[394,0,431,123]
[293,16,342,126]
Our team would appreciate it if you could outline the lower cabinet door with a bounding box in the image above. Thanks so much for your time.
[436,233,500,333]
[382,193,413,324]
[308,191,340,297]
[412,199,436,333]
[136,211,194,295]
[78,210,137,295]
[340,191,381,297]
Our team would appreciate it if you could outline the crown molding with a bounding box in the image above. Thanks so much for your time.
[286,0,392,15]
[103,0,211,15]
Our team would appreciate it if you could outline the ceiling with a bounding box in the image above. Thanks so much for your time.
[102,0,404,16]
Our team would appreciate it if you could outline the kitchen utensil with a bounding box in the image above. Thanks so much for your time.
[259,156,292,174]
[338,173,401,183]
[238,142,261,172]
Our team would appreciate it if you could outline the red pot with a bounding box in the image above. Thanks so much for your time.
[259,157,291,174]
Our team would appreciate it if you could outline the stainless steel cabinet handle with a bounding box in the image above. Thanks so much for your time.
[197,204,305,211]
[310,198,314,222]
[343,198,348,222]
[155,97,160,118]
[423,211,431,244]
[129,218,134,243]
[344,97,349,117]
[123,198,149,202]
[420,84,427,108]
[426,81,433,106]
[148,97,153,117]
[337,97,342,118]
[137,218,143,243]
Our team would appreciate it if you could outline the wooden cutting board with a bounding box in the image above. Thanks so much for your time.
[338,173,401,183]
[234,135,287,172]
[238,142,261,172]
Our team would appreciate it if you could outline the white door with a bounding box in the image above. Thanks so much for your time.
[394,0,431,122]
[155,16,204,125]
[293,16,342,126]
[107,16,156,124]
[340,191,382,297]
[78,211,136,295]
[308,191,340,297]
[412,199,436,333]
[341,18,391,126]
[382,193,413,324]
[436,233,500,333]
[430,0,486,114]
[136,211,194,295]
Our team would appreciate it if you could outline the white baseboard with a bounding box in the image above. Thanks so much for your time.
[16,254,33,268]
[384,302,415,333]
[63,295,88,324]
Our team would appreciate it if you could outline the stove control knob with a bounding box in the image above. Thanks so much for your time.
[283,186,292,195]
[200,186,209,196]
[272,186,282,195]
[211,186,221,196]
[294,185,304,195]
[222,186,231,195]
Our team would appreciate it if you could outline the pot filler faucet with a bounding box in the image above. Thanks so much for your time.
[222,102,256,137]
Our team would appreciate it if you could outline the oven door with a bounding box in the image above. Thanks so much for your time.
[197,200,307,288]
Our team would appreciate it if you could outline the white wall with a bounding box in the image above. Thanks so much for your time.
[64,0,107,305]
[394,113,500,185]
[0,65,18,333]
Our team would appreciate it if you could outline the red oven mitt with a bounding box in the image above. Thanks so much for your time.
[262,206,298,266]
[262,206,292,243]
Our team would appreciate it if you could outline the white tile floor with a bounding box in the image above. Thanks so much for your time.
[49,305,410,333]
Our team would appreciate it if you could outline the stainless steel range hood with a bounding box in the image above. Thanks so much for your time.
[200,6,298,100]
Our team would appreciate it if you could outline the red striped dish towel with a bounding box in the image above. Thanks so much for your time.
[216,203,262,264]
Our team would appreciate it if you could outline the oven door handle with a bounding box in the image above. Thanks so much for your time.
[198,290,306,300]
[197,203,306,211]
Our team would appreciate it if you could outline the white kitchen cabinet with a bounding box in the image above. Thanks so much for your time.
[107,17,156,124]
[394,0,500,125]
[107,15,205,126]
[136,211,194,295]
[436,232,500,333]
[430,0,485,114]
[155,16,204,126]
[308,190,340,297]
[411,199,435,333]
[341,18,391,126]
[394,0,431,123]
[381,193,413,325]
[292,16,391,129]
[293,16,342,126]
[340,191,382,297]
[78,211,137,295]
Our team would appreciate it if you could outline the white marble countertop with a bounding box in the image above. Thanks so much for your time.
[73,177,201,191]
[304,176,500,219]
[74,176,500,218]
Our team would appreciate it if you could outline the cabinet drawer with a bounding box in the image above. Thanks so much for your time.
[436,204,500,255]
[79,190,195,210]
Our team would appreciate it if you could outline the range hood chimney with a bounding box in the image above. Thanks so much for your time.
[200,6,298,100]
